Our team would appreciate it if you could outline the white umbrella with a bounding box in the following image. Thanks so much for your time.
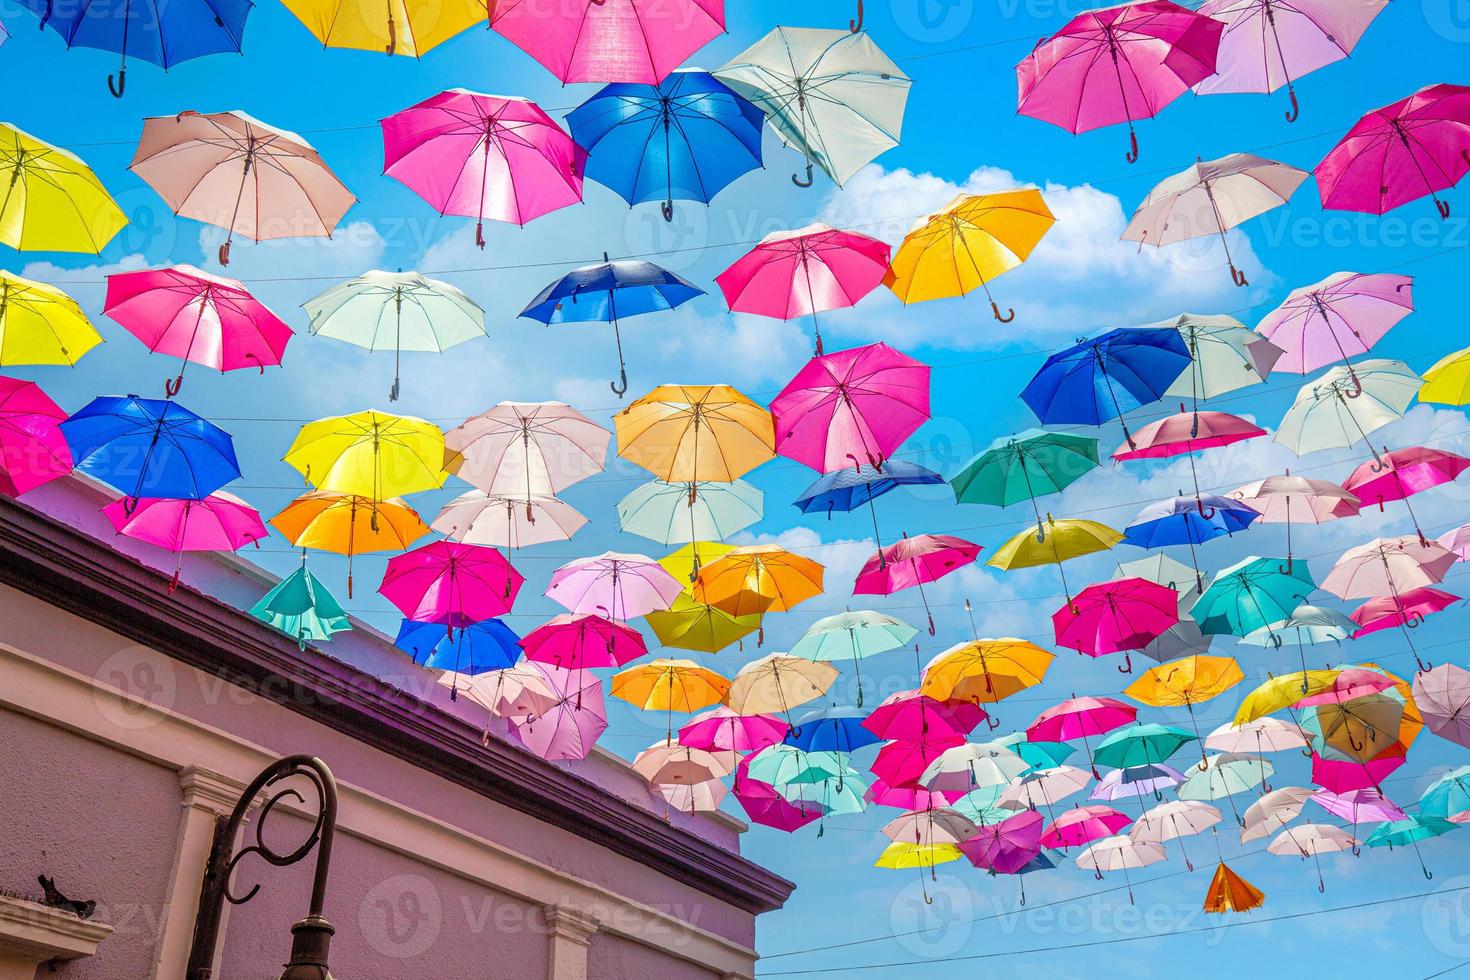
[1273,359,1421,461]
[1154,312,1285,402]
[433,491,588,549]
[1242,786,1314,842]
[616,479,763,545]
[1129,800,1221,870]
[444,401,611,497]
[920,742,1030,794]
[1075,836,1166,902]
[1206,717,1309,755]
[998,765,1092,812]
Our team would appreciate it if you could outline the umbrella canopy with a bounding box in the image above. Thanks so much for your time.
[770,342,931,474]
[1178,753,1273,800]
[633,739,734,790]
[511,664,608,761]
[520,613,646,671]
[1075,837,1166,902]
[734,758,825,832]
[491,0,724,84]
[990,517,1123,603]
[105,492,266,587]
[280,0,483,56]
[394,618,520,676]
[619,479,762,546]
[679,707,787,754]
[1274,359,1421,460]
[131,110,355,266]
[285,410,446,499]
[854,533,981,634]
[999,766,1093,810]
[950,429,1099,527]
[0,377,72,497]
[1351,586,1457,637]
[379,541,522,627]
[1122,495,1260,553]
[249,565,351,649]
[1206,717,1309,755]
[1203,862,1266,913]
[921,640,1055,709]
[1268,822,1359,857]
[1311,788,1405,825]
[1420,344,1470,406]
[1420,767,1470,822]
[883,190,1056,321]
[960,809,1045,874]
[445,401,609,498]
[1193,556,1314,639]
[726,653,837,718]
[569,70,763,218]
[922,742,1031,794]
[1052,578,1180,671]
[381,90,585,248]
[615,384,775,485]
[1044,805,1133,849]
[1161,313,1283,403]
[546,551,682,620]
[1127,655,1245,709]
[1122,153,1307,286]
[612,659,730,713]
[1243,786,1314,842]
[0,272,102,367]
[863,691,986,743]
[791,610,917,708]
[715,27,911,187]
[645,593,759,654]
[794,461,944,516]
[1342,448,1470,538]
[1112,410,1266,461]
[1016,0,1223,160]
[1412,665,1470,748]
[1321,535,1456,600]
[1028,697,1137,746]
[1090,763,1186,802]
[786,706,882,755]
[1093,723,1195,769]
[63,396,240,504]
[433,492,588,550]
[305,270,485,401]
[1257,272,1414,377]
[1130,800,1221,854]
[270,493,429,595]
[1315,83,1470,219]
[0,124,126,254]
[693,544,823,619]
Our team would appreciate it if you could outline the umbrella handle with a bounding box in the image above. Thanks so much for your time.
[1125,130,1138,164]
[38,0,52,27]
[1184,856,1193,872]
[986,714,1001,731]
[475,221,486,249]
[610,365,628,398]
[1345,371,1363,400]
[1093,868,1103,881]
[1116,652,1133,674]
[792,162,814,188]
[850,0,863,31]
[385,14,396,53]
[1285,89,1299,123]
[1229,264,1249,288]
[1438,199,1451,220]
[1317,877,1324,893]
[846,452,862,474]
[164,374,183,399]
[108,67,126,98]
[927,614,935,637]
[1196,498,1215,520]
[218,240,231,266]
[661,200,674,223]
[990,301,1015,323]
[1425,864,1435,880]
[389,378,400,402]
[1416,653,1433,674]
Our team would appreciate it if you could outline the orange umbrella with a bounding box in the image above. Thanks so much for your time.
[270,491,428,596]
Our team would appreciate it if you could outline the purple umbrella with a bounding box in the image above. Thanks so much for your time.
[1413,664,1470,748]
[508,663,607,761]
[961,809,1045,874]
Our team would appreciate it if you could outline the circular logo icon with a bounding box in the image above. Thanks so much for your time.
[621,202,709,273]
[1424,874,1470,958]
[891,0,976,44]
[359,874,443,959]
[93,645,176,730]
[1423,0,1470,43]
[889,872,976,959]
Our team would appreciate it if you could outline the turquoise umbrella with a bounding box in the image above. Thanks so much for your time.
[951,429,1100,539]
[789,609,918,707]
[746,745,847,787]
[1093,723,1196,769]
[616,479,763,546]
[1193,556,1315,641]
[249,564,350,650]
[1240,605,1356,679]
[1420,767,1470,823]
[1364,815,1457,878]
[994,731,1075,768]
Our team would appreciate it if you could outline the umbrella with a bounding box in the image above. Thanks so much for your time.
[657,778,728,815]
[734,757,826,832]
[1178,753,1274,815]
[726,653,837,721]
[883,190,1056,322]
[1112,409,1266,461]
[1420,344,1470,406]
[960,809,1045,874]
[693,545,823,639]
[521,254,704,397]
[854,533,982,634]
[715,27,911,187]
[511,664,608,762]
[0,377,72,496]
[1127,654,1245,758]
[745,744,845,787]
[546,551,682,620]
[1274,359,1421,464]
[1243,786,1313,842]
[1442,523,1470,560]
[1233,668,1349,724]
[1363,816,1457,878]
[998,766,1092,814]
[1420,766,1470,823]
[491,0,724,84]
[1122,153,1307,286]
[678,707,787,754]
[569,70,763,221]
[882,808,980,849]
[794,461,944,521]
[790,610,918,708]
[1268,823,1358,890]
[716,224,892,355]
[1203,862,1265,913]
[105,265,293,398]
[1315,83,1470,219]
[393,617,519,680]
[62,396,240,507]
[1052,578,1180,673]
[870,732,966,789]
[1412,665,1470,748]
[633,740,734,792]
[646,593,759,655]
[1121,495,1261,592]
[786,706,881,755]
[379,541,522,627]
[1311,787,1405,827]
[1028,696,1137,777]
[1161,313,1283,405]
[921,742,1031,795]
[305,271,485,402]
[1313,745,1406,793]
[1020,327,1192,445]
[1257,272,1414,381]
[432,492,587,549]
[989,517,1123,604]
[445,401,609,499]
[619,479,762,548]
[286,409,446,503]
[615,384,776,488]
[769,342,931,474]
[1195,0,1388,121]
[1046,806,1133,849]
[1130,800,1220,871]
[874,842,965,896]
[0,273,102,367]
[0,124,126,254]
[1351,587,1457,637]
[1090,763,1185,804]
[920,638,1054,707]
[248,563,350,650]
[520,613,646,671]
[1075,836,1165,902]
[994,734,1075,769]
[270,492,428,596]
[1229,472,1361,573]
[613,659,730,740]
[1094,723,1195,770]
[1206,718,1308,756]
[950,429,1099,535]
[1343,447,1470,544]
[131,110,355,266]
[1016,0,1223,161]
[281,0,482,55]
[104,492,266,590]
[863,690,986,743]
[1115,553,1208,613]
[1321,535,1456,600]
[1192,556,1314,642]
[381,90,585,250]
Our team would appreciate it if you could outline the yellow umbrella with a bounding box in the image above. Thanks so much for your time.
[1127,654,1245,763]
[284,409,447,500]
[875,841,964,901]
[646,593,759,654]
[0,124,127,254]
[279,0,485,56]
[1233,669,1343,725]
[659,540,736,585]
[615,384,775,487]
[988,514,1123,601]
[920,638,1054,706]
[884,189,1055,321]
[0,271,102,365]
[1418,345,1470,406]
[693,544,823,641]
[270,491,429,596]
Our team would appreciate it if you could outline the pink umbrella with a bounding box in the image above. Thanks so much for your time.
[1229,471,1361,572]
[770,342,931,474]
[961,809,1045,873]
[1194,0,1388,122]
[1438,524,1470,561]
[1315,83,1470,219]
[1342,447,1470,545]
[545,551,682,620]
[1311,745,1404,793]
[1112,408,1266,461]
[1052,578,1179,674]
[1412,664,1470,748]
[1310,787,1406,825]
[379,540,523,629]
[519,613,646,670]
[1028,696,1137,777]
[0,377,72,497]
[865,777,960,811]
[1040,804,1132,849]
[1016,0,1223,162]
[1322,535,1457,601]
[853,533,982,635]
[104,492,266,590]
[508,662,607,761]
[863,690,986,742]
[382,90,586,249]
[715,224,892,356]
[490,0,724,85]
[733,756,826,832]
[678,706,788,754]
[103,265,294,397]
[1256,272,1414,381]
[870,733,966,789]
[1292,667,1399,707]
[1352,588,1458,638]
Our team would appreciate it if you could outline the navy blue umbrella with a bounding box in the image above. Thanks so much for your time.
[394,617,521,679]
[1020,327,1191,445]
[521,254,704,396]
[785,705,879,753]
[61,396,240,509]
[21,0,253,97]
[568,70,765,222]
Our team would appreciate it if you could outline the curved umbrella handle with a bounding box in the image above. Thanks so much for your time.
[1093,867,1104,881]
[1229,264,1249,288]
[1196,497,1215,520]
[850,0,863,31]
[1438,199,1451,220]
[385,15,397,54]
[610,365,628,398]
[218,240,231,267]
[1406,610,1425,629]
[792,162,814,188]
[661,200,674,223]
[846,452,863,474]
[1125,130,1138,164]
[1416,653,1433,674]
[1116,652,1133,674]
[1345,371,1363,400]
[1317,877,1325,893]
[108,68,126,98]
[1285,88,1299,123]
[927,614,936,637]
[389,378,400,402]
[165,374,183,399]
[475,220,486,249]
[986,714,1001,732]
[991,301,1015,323]
[1425,864,1435,880]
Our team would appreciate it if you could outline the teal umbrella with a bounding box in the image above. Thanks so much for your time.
[951,429,1099,539]
[1364,815,1457,878]
[1093,723,1195,769]
[1419,767,1470,823]
[249,564,351,649]
[746,745,847,787]
[1193,556,1315,641]
[1240,605,1356,679]
[994,731,1075,768]
[616,479,763,546]
[950,786,1020,825]
[789,609,918,707]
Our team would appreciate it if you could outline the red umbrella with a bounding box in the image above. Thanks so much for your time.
[1342,446,1470,545]
[1052,578,1180,674]
[1350,587,1458,637]
[870,733,965,789]
[853,533,982,635]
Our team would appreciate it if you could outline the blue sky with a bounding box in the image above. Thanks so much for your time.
[6,0,1470,975]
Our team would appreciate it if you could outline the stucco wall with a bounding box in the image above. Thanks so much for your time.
[587,930,725,980]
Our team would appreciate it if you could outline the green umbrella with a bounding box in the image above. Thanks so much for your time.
[951,429,1099,541]
[789,609,918,707]
[993,731,1075,768]
[1093,723,1195,769]
[1364,815,1457,879]
[1193,556,1315,641]
[249,563,351,649]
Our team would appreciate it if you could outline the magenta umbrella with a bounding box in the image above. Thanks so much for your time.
[379,541,523,629]
[863,690,986,742]
[1342,447,1470,545]
[961,809,1045,873]
[1052,578,1179,674]
[382,90,586,249]
[1313,746,1404,793]
[519,613,646,670]
[770,342,931,474]
[545,551,682,620]
[853,533,982,635]
[491,0,724,85]
[0,377,72,497]
[1112,409,1266,461]
[734,756,826,832]
[715,224,892,356]
[678,707,788,754]
[1412,664,1470,748]
[1351,587,1458,638]
[1040,804,1132,849]
[865,777,960,811]
[103,265,294,398]
[1016,0,1223,162]
[1028,696,1137,777]
[508,662,607,761]
[1315,83,1470,219]
[1256,272,1414,382]
[104,491,266,590]
[870,733,965,789]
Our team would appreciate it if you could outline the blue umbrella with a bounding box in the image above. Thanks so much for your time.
[568,69,765,221]
[785,705,880,754]
[20,0,253,97]
[393,618,521,676]
[61,395,240,508]
[1122,494,1262,592]
[795,461,944,515]
[1020,327,1191,445]
[520,254,704,396]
